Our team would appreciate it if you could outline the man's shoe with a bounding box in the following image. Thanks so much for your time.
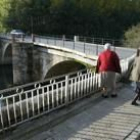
[131,101,139,106]
[102,94,109,98]
[111,94,117,98]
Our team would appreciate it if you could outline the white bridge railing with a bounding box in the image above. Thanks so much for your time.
[0,53,135,133]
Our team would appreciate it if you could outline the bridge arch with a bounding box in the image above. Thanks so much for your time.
[0,41,12,63]
[45,60,86,78]
[1,43,12,63]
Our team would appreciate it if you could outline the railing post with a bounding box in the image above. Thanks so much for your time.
[12,34,15,43]
[47,37,49,44]
[73,40,75,50]
[96,44,98,55]
[34,83,41,114]
[65,75,69,104]
[74,35,79,42]
[21,34,24,42]
[73,36,75,50]
[84,37,86,53]
[112,39,115,46]
[93,38,94,44]
[102,38,104,45]
[0,94,4,131]
[32,34,35,42]
[114,46,116,52]
[63,35,65,47]
[54,36,56,45]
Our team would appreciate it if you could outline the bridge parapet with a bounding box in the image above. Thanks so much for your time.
[0,33,136,60]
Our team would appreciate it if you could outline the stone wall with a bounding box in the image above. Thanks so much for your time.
[12,44,71,85]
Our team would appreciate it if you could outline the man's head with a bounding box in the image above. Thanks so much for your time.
[104,43,111,50]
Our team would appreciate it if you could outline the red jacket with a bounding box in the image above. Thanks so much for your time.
[96,49,121,73]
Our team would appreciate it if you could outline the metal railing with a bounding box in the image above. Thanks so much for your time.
[0,34,136,59]
[0,69,100,132]
[0,53,135,132]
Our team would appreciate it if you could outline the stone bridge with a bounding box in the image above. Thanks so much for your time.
[0,37,98,88]
[0,34,139,140]
[0,34,136,88]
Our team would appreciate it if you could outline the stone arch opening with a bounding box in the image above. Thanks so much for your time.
[0,43,13,89]
[45,60,86,78]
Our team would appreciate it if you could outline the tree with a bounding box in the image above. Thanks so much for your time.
[0,0,10,32]
[1,0,140,39]
[123,23,140,48]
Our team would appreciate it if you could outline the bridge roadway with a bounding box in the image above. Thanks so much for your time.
[2,82,140,140]
[33,36,136,60]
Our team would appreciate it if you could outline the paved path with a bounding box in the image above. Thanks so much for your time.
[2,83,140,140]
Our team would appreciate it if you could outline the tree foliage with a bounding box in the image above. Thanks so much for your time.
[0,0,140,39]
[0,0,11,32]
[123,23,140,48]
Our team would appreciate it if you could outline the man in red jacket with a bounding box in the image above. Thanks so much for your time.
[96,43,121,98]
